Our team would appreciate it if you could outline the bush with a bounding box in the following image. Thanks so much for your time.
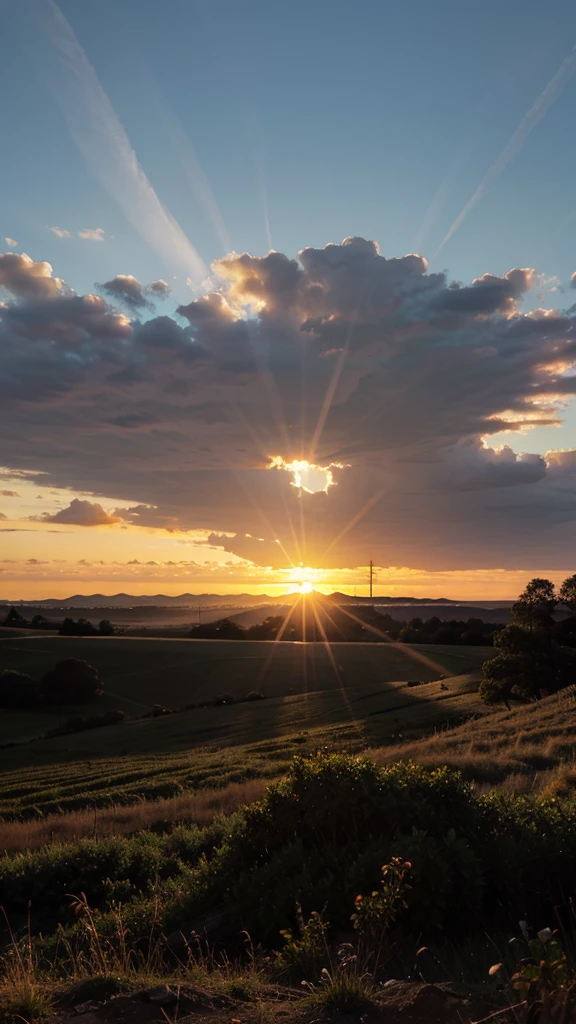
[40,659,102,705]
[0,670,40,708]
[163,754,576,943]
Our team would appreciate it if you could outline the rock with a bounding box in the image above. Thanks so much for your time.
[143,985,179,1006]
[74,1001,101,1014]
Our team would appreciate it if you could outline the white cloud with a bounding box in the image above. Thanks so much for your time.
[5,238,17,248]
[48,226,71,239]
[78,227,105,242]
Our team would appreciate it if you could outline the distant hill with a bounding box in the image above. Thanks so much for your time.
[2,591,513,609]
[2,592,295,609]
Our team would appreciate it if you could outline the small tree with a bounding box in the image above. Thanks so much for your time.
[30,614,49,629]
[559,575,576,613]
[98,619,115,636]
[40,659,102,704]
[479,653,531,709]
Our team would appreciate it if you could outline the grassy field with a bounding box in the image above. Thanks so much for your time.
[0,631,489,742]
[0,630,493,818]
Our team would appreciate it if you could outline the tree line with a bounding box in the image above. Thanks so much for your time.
[2,607,115,636]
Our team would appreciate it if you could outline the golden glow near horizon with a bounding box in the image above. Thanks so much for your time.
[267,456,346,494]
[298,580,314,594]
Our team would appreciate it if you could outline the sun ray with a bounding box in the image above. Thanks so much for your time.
[334,602,453,677]
[310,599,364,738]
[255,593,302,687]
[320,487,387,561]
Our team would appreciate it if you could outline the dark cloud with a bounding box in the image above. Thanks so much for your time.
[100,274,151,310]
[433,268,535,315]
[35,499,123,526]
[99,275,171,311]
[147,279,170,298]
[2,240,576,570]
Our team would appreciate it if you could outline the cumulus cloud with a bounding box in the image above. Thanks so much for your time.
[78,228,105,242]
[571,272,576,289]
[147,279,171,298]
[100,274,149,309]
[99,275,171,310]
[2,237,576,571]
[49,226,71,239]
[5,238,17,248]
[0,252,64,299]
[36,498,123,526]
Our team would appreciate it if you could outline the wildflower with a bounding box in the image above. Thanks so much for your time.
[537,927,552,944]
[354,895,363,906]
[489,963,503,976]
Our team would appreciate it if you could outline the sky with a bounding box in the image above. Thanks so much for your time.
[1,0,576,600]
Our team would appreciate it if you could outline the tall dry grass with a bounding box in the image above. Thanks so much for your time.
[370,691,576,791]
[0,778,267,854]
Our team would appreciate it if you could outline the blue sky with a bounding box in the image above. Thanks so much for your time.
[2,0,575,298]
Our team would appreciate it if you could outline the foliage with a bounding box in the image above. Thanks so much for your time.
[559,574,576,612]
[512,578,558,631]
[480,576,576,706]
[0,669,40,708]
[275,906,329,979]
[351,857,410,945]
[40,659,102,704]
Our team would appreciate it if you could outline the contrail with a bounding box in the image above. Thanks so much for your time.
[35,0,206,283]
[437,46,576,254]
[153,101,232,255]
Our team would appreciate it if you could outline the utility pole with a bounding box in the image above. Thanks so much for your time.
[369,560,374,599]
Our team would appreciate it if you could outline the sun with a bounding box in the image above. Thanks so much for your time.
[298,581,314,594]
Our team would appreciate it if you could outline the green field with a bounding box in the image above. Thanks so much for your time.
[0,632,492,817]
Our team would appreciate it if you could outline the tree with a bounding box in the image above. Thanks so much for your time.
[246,615,284,640]
[3,607,28,628]
[40,659,102,704]
[98,619,115,636]
[512,578,557,632]
[59,617,98,636]
[30,614,49,629]
[559,574,576,612]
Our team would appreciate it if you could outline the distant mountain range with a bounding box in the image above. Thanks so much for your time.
[1,591,512,609]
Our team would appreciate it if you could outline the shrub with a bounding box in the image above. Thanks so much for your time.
[40,659,102,705]
[0,670,40,708]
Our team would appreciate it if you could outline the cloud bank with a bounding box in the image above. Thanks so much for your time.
[2,237,576,573]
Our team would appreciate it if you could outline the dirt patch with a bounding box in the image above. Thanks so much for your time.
[57,980,495,1024]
